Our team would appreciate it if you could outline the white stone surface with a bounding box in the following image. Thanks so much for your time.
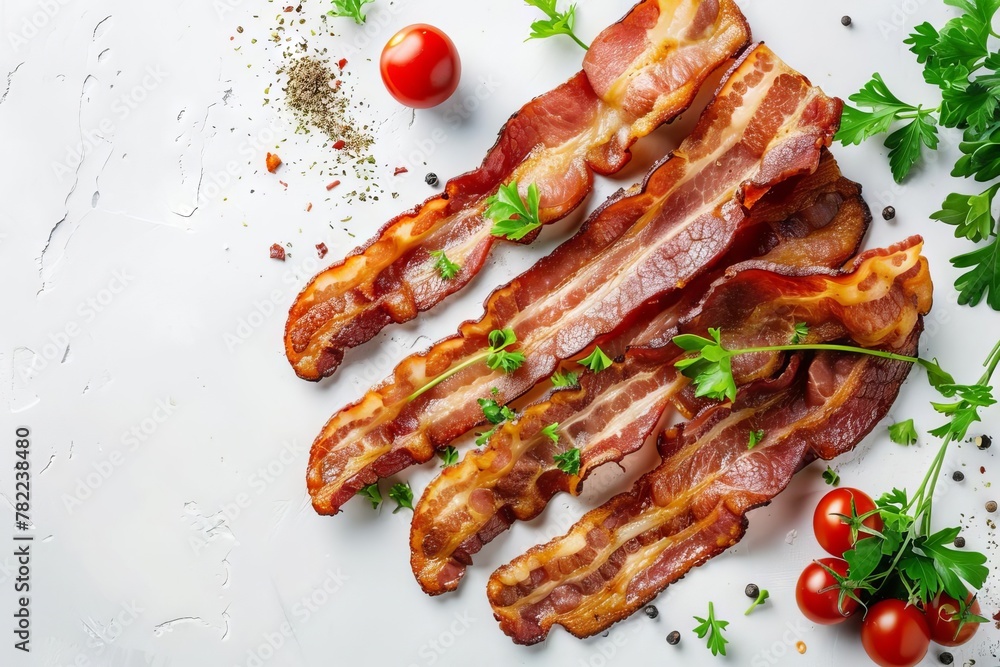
[1,0,997,665]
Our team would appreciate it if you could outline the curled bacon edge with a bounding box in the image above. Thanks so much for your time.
[486,238,932,645]
[306,44,844,517]
[285,0,752,381]
[408,153,873,595]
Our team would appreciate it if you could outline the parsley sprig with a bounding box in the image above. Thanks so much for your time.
[889,419,919,446]
[553,447,581,475]
[837,0,1000,310]
[328,0,373,24]
[407,328,526,402]
[487,182,543,241]
[523,0,588,50]
[693,601,729,657]
[430,250,461,280]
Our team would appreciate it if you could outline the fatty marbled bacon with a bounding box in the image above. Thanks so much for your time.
[285,0,751,380]
[486,240,932,645]
[408,154,871,595]
[307,44,842,516]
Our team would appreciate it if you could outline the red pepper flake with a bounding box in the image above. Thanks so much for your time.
[332,139,346,150]
[269,244,286,261]
[338,58,348,69]
[265,152,282,173]
[394,166,408,176]
[278,180,289,189]
[325,180,341,191]
[982,466,987,474]
[316,242,328,259]
[283,5,294,11]
[306,202,313,212]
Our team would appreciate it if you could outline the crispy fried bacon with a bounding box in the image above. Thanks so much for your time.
[408,155,871,595]
[285,0,751,381]
[306,44,842,516]
[486,242,932,645]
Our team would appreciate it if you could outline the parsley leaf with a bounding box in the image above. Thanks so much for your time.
[541,422,560,444]
[553,447,581,475]
[551,370,580,387]
[953,124,1000,181]
[929,381,997,440]
[486,328,527,373]
[693,602,729,657]
[747,429,765,449]
[430,250,461,280]
[438,446,459,468]
[356,482,382,510]
[673,328,737,402]
[905,22,940,63]
[889,419,919,446]
[886,111,940,182]
[478,398,516,425]
[952,234,1000,310]
[328,0,373,24]
[487,182,543,241]
[823,466,841,486]
[931,185,999,242]
[790,322,810,345]
[475,426,499,447]
[917,526,989,599]
[388,482,414,513]
[523,0,588,50]
[744,589,769,616]
[579,346,614,373]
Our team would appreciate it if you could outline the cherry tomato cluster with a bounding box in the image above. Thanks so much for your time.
[796,488,981,667]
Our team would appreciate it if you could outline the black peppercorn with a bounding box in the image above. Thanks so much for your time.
[882,206,896,220]
[987,500,998,513]
[841,15,852,26]
[952,470,965,482]
[975,434,992,450]
[643,605,658,619]
[954,536,966,548]
[425,172,439,187]
[745,583,760,599]
[666,630,681,645]
[939,651,954,665]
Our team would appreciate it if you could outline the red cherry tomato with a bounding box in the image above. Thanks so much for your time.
[795,558,859,624]
[813,487,883,557]
[861,599,931,667]
[924,593,981,647]
[380,24,461,109]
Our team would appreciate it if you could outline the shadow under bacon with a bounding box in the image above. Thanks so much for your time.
[408,151,872,596]
[486,238,932,645]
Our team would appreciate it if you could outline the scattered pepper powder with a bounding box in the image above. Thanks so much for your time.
[284,56,372,154]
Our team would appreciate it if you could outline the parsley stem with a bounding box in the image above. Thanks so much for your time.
[731,344,921,366]
[407,350,491,402]
[569,33,589,50]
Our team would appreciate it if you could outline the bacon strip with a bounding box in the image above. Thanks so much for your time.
[285,0,751,380]
[307,45,842,516]
[486,241,932,645]
[408,154,871,595]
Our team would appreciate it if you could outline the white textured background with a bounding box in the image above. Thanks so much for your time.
[0,0,998,665]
